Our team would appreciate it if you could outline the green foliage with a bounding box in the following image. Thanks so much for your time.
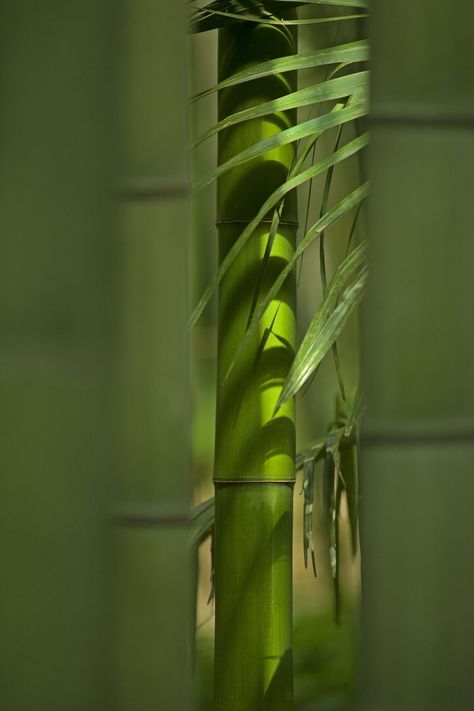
[190,1,368,33]
[278,244,367,408]
[191,40,369,102]
[190,1,369,403]
[190,0,369,706]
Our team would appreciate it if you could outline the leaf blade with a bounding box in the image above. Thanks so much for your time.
[192,71,368,148]
[191,40,369,102]
[278,265,367,405]
[193,99,367,192]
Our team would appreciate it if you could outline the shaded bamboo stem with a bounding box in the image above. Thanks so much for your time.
[214,16,298,711]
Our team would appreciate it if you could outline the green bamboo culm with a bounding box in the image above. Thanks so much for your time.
[214,13,298,711]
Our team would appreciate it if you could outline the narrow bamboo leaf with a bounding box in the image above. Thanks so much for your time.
[193,100,367,192]
[191,40,369,102]
[278,264,367,404]
[345,386,365,436]
[333,475,343,622]
[327,60,351,81]
[192,71,368,148]
[324,421,344,621]
[275,0,368,6]
[189,498,215,547]
[279,243,366,407]
[324,450,337,578]
[280,243,366,403]
[188,134,368,329]
[327,426,344,482]
[207,527,215,604]
[317,107,349,399]
[303,458,317,576]
[192,6,367,31]
[296,436,326,470]
[340,442,359,556]
[246,201,285,329]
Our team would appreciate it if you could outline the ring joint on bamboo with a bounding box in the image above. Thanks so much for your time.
[370,106,474,129]
[213,477,296,484]
[114,180,189,201]
[111,504,190,527]
[216,217,299,227]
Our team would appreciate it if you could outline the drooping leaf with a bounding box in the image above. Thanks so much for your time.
[333,474,343,622]
[295,435,326,471]
[191,40,368,102]
[303,458,317,576]
[188,133,369,329]
[324,420,345,621]
[207,527,215,603]
[277,260,367,406]
[345,386,365,436]
[323,446,336,578]
[193,99,367,192]
[340,441,359,556]
[317,103,349,399]
[189,497,215,547]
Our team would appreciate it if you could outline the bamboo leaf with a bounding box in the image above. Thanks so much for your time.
[188,133,368,328]
[303,458,317,576]
[192,71,368,148]
[280,243,367,407]
[340,442,359,556]
[191,7,367,32]
[324,422,344,622]
[345,386,365,436]
[193,97,367,188]
[275,0,368,6]
[277,263,367,406]
[189,498,215,547]
[208,527,215,603]
[333,475,342,622]
[317,104,349,399]
[324,449,337,578]
[191,40,368,102]
[296,435,326,471]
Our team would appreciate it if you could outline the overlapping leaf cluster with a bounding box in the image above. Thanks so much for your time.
[189,0,369,613]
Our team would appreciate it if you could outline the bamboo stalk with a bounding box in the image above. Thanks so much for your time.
[114,2,191,709]
[359,1,474,708]
[0,3,113,708]
[214,17,298,711]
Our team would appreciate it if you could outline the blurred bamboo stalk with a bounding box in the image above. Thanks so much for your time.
[113,1,192,710]
[359,1,474,708]
[0,3,114,708]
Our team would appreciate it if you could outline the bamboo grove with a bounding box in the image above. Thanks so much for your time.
[2,3,472,711]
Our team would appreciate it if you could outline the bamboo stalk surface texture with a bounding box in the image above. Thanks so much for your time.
[0,3,114,708]
[214,16,298,711]
[114,1,191,710]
